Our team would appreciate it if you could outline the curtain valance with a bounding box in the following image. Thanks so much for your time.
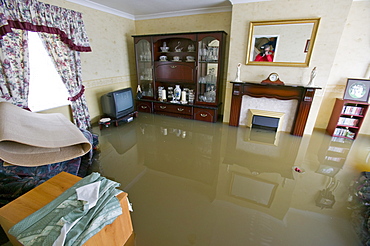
[0,0,92,52]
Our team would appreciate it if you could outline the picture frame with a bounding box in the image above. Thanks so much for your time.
[245,18,320,67]
[251,35,279,62]
[304,39,310,53]
[343,78,370,102]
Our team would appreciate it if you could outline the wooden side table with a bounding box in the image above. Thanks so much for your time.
[99,111,138,130]
[0,172,133,246]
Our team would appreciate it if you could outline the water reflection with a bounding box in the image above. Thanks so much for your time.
[224,127,302,179]
[315,177,339,209]
[92,114,367,246]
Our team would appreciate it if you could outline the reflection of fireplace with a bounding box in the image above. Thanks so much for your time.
[247,127,280,145]
[229,82,320,136]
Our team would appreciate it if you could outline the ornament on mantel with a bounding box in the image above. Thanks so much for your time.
[307,67,317,87]
[234,63,242,82]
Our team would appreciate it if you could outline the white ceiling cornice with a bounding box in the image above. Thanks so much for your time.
[67,0,232,20]
[135,6,232,20]
[229,0,271,4]
[66,0,135,19]
[228,0,366,4]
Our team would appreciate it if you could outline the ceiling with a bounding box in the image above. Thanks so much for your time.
[66,0,241,20]
[66,0,364,20]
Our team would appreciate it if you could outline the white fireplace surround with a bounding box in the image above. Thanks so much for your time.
[239,95,298,132]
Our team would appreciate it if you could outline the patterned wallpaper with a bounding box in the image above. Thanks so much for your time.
[223,0,370,135]
[36,1,370,134]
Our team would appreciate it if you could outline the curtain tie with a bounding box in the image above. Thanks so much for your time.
[68,85,85,101]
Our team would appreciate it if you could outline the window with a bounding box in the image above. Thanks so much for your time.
[27,31,70,112]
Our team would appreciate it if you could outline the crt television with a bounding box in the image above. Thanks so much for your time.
[101,88,134,119]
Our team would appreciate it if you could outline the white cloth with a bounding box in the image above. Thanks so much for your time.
[76,181,101,209]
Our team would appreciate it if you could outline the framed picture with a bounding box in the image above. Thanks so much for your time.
[304,39,310,53]
[250,35,278,62]
[343,78,370,102]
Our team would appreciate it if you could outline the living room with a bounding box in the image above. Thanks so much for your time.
[1,0,370,245]
[38,0,369,136]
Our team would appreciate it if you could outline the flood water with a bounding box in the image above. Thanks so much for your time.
[92,113,368,246]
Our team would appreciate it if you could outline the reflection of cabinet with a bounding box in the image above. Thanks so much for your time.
[326,98,369,139]
[132,31,227,122]
[136,117,220,187]
[317,136,353,177]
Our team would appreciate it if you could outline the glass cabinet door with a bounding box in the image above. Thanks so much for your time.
[135,38,154,98]
[197,36,220,105]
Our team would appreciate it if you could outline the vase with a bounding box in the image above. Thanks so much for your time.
[174,85,181,101]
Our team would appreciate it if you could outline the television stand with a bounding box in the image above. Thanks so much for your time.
[99,111,138,130]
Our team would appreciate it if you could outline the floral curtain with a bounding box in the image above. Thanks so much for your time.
[0,29,30,109]
[0,0,91,52]
[0,0,92,129]
[39,32,91,128]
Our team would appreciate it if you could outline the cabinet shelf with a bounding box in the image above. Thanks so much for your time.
[332,135,355,140]
[340,113,364,117]
[199,60,219,63]
[159,51,196,54]
[155,61,196,64]
[336,125,359,128]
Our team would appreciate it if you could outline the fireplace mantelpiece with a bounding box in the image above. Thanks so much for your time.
[229,82,321,136]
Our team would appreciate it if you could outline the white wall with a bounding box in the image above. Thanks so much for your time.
[224,0,370,135]
[317,0,370,134]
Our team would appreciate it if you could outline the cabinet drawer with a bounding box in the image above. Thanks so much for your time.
[155,62,196,83]
[155,111,193,120]
[137,101,153,113]
[154,102,192,115]
[194,108,217,123]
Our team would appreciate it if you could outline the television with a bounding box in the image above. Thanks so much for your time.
[101,88,135,119]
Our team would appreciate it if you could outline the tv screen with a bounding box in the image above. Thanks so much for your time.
[114,90,133,112]
[101,88,134,119]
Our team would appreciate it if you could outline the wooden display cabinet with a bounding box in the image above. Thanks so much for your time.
[132,31,227,123]
[326,98,369,139]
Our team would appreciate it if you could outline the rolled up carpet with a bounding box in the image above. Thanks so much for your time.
[0,102,91,166]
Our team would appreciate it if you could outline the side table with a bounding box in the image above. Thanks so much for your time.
[0,172,133,246]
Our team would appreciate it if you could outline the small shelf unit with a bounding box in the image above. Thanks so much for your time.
[326,98,369,140]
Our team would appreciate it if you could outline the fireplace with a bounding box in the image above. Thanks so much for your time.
[229,82,320,136]
[247,109,285,132]
[242,97,297,132]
